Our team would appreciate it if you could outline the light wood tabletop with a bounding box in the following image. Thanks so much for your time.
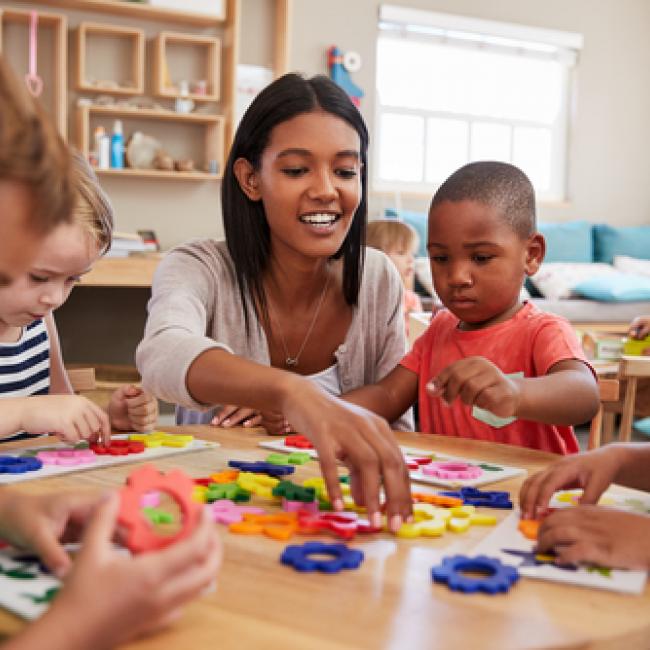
[0,426,649,650]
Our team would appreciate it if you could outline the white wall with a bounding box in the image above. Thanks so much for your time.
[289,0,650,226]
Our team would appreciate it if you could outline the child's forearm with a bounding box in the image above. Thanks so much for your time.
[609,443,650,492]
[343,385,400,422]
[515,369,599,425]
[0,398,30,437]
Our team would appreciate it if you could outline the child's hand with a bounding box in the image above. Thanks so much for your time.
[426,357,522,418]
[19,395,111,445]
[628,316,650,340]
[536,505,650,570]
[0,490,103,577]
[519,445,628,519]
[210,404,262,428]
[280,381,412,533]
[44,493,222,649]
[260,412,291,435]
[109,385,158,432]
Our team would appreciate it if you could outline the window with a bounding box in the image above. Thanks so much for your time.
[375,6,583,201]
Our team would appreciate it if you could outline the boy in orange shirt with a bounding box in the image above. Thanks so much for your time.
[345,161,599,454]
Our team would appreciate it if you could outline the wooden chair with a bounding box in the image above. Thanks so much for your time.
[588,378,620,449]
[66,366,96,393]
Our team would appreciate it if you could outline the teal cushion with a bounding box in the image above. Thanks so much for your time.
[634,417,650,436]
[538,220,593,263]
[384,209,428,257]
[574,272,650,302]
[593,224,650,264]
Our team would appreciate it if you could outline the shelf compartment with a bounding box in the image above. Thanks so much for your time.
[76,104,225,180]
[152,31,221,102]
[0,8,67,137]
[76,21,144,95]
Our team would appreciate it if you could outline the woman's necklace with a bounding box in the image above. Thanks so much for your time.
[267,272,331,368]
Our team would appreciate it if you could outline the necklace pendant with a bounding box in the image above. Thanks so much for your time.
[286,357,298,367]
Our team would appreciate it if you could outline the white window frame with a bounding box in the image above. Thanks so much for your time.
[374,5,583,201]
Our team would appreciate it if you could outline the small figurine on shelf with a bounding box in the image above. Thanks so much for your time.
[154,150,174,171]
[175,80,194,114]
[175,159,195,172]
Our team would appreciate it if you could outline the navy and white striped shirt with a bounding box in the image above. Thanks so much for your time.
[0,319,50,397]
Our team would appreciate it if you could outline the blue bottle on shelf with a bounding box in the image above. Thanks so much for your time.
[110,119,124,169]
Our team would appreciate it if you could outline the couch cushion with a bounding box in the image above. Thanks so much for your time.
[593,224,650,264]
[574,272,650,302]
[538,220,593,263]
[530,262,616,300]
[613,255,650,277]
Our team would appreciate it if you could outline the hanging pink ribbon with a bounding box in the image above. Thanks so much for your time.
[24,11,43,97]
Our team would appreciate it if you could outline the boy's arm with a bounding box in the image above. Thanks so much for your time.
[44,314,74,395]
[343,365,419,425]
[514,359,599,425]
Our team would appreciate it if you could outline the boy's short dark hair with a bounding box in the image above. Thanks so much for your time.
[430,161,536,239]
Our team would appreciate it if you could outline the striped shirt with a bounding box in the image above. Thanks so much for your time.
[0,319,50,397]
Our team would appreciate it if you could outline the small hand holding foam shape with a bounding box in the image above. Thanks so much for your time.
[108,385,159,432]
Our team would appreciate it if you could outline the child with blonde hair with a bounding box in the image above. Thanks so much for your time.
[366,219,423,335]
[346,161,599,454]
[0,151,158,443]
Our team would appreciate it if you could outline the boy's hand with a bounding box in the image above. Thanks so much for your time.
[210,405,262,428]
[19,395,111,445]
[260,412,291,435]
[519,445,627,519]
[628,316,650,340]
[536,506,650,570]
[427,357,522,418]
[0,490,104,577]
[109,385,158,432]
[45,493,222,649]
[279,381,412,533]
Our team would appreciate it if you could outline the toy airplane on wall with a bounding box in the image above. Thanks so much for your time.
[327,45,363,107]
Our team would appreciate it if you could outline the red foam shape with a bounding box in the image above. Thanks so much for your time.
[90,440,145,456]
[118,464,202,553]
[284,434,313,449]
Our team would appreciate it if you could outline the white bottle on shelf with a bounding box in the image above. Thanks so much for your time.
[96,126,110,169]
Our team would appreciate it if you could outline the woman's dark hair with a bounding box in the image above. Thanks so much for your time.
[222,73,369,334]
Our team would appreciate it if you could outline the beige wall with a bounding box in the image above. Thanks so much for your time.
[289,0,650,226]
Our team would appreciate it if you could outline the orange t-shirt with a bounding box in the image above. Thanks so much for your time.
[403,289,423,336]
[400,302,592,455]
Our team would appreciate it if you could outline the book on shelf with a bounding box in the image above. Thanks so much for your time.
[106,231,158,257]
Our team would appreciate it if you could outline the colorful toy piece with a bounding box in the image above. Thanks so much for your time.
[297,512,381,540]
[0,456,42,474]
[284,434,313,449]
[36,449,96,466]
[327,46,364,108]
[208,499,265,525]
[90,440,145,456]
[205,481,251,503]
[282,498,319,515]
[237,472,279,499]
[129,431,193,448]
[230,512,299,540]
[118,464,202,553]
[440,487,513,509]
[228,460,295,477]
[518,519,540,541]
[623,335,650,356]
[272,480,317,503]
[281,541,364,573]
[411,492,463,508]
[432,555,519,594]
[422,461,483,480]
[208,470,240,484]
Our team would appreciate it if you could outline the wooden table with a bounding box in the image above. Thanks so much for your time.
[1,427,649,650]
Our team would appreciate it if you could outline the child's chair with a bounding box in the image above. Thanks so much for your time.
[66,366,96,393]
[588,378,620,449]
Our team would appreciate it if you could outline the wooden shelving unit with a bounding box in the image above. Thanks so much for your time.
[76,104,225,179]
[0,7,67,136]
[75,21,144,95]
[152,31,221,102]
[10,0,226,26]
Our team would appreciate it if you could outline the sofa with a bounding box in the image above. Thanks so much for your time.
[387,210,650,325]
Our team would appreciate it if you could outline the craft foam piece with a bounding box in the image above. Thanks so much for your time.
[288,452,311,465]
[129,431,194,448]
[90,440,145,456]
[518,519,540,541]
[281,541,364,573]
[36,449,96,466]
[118,464,202,553]
[209,470,240,484]
[411,492,463,508]
[282,498,319,515]
[423,461,483,480]
[431,555,519,594]
[229,512,298,540]
[228,460,295,477]
[0,456,42,474]
[266,453,291,465]
[440,487,513,509]
[272,480,317,503]
[208,499,265,525]
[237,472,279,499]
[143,507,174,525]
[205,481,251,503]
[297,512,382,540]
[140,491,161,508]
[284,434,313,449]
